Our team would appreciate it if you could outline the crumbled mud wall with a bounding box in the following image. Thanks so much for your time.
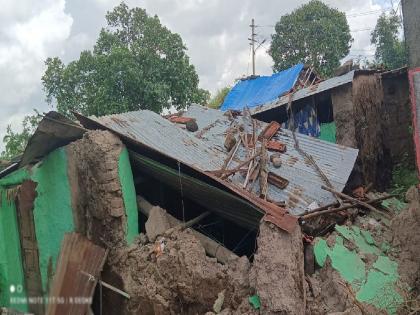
[381,73,414,162]
[66,130,137,248]
[391,186,420,291]
[332,84,357,148]
[113,229,255,315]
[66,130,139,314]
[332,75,403,190]
[352,74,392,190]
[250,222,305,315]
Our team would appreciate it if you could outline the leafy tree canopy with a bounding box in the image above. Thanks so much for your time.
[1,111,42,160]
[269,0,352,78]
[42,2,209,117]
[371,12,407,70]
[208,87,231,109]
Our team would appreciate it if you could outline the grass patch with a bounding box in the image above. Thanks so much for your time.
[389,154,418,200]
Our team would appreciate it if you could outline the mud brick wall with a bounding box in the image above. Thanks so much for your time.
[381,73,414,162]
[66,130,138,250]
[331,84,357,148]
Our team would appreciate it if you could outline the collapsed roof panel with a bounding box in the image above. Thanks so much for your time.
[76,105,358,225]
[183,105,359,215]
[20,112,86,167]
[76,110,298,232]
[250,70,355,115]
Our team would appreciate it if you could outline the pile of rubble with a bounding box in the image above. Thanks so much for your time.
[110,204,305,315]
[101,187,420,315]
[3,105,418,315]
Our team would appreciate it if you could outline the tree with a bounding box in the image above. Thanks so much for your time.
[1,111,42,160]
[208,87,231,109]
[371,12,407,70]
[42,2,209,117]
[269,0,352,78]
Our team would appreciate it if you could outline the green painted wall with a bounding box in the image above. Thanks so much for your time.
[118,148,139,244]
[314,225,403,314]
[0,149,75,305]
[0,167,31,188]
[319,122,336,143]
[0,143,140,308]
[32,148,75,294]
[0,189,28,312]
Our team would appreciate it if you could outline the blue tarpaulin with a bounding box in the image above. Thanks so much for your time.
[220,63,304,111]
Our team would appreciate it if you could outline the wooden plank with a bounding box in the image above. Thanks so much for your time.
[15,180,44,315]
[168,116,194,124]
[46,233,107,315]
[258,121,280,141]
[266,140,287,153]
[267,172,289,189]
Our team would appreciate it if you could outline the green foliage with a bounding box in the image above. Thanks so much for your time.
[42,2,209,117]
[269,0,352,78]
[371,13,407,70]
[1,111,42,160]
[208,87,230,109]
[389,154,418,200]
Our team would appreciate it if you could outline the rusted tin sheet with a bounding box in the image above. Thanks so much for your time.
[46,233,107,315]
[182,105,359,215]
[75,105,358,231]
[19,112,86,168]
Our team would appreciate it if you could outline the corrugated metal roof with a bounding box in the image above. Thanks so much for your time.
[183,105,358,215]
[20,112,86,168]
[81,105,358,217]
[250,70,355,115]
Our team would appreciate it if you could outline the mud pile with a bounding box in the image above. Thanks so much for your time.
[250,222,305,314]
[391,186,420,291]
[107,219,307,315]
[113,228,255,315]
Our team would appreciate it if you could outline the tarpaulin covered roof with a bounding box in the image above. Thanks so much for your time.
[250,70,355,115]
[220,63,304,111]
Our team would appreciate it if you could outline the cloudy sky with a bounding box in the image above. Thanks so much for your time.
[0,0,395,147]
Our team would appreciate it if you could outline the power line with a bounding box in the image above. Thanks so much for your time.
[351,28,373,32]
[346,9,390,18]
[255,25,275,28]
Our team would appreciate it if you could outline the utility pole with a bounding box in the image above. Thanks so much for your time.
[402,0,420,181]
[250,18,256,76]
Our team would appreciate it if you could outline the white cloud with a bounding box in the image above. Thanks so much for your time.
[0,0,389,151]
[0,0,72,143]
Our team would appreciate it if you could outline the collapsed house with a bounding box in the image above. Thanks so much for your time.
[0,104,418,313]
[222,66,415,191]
